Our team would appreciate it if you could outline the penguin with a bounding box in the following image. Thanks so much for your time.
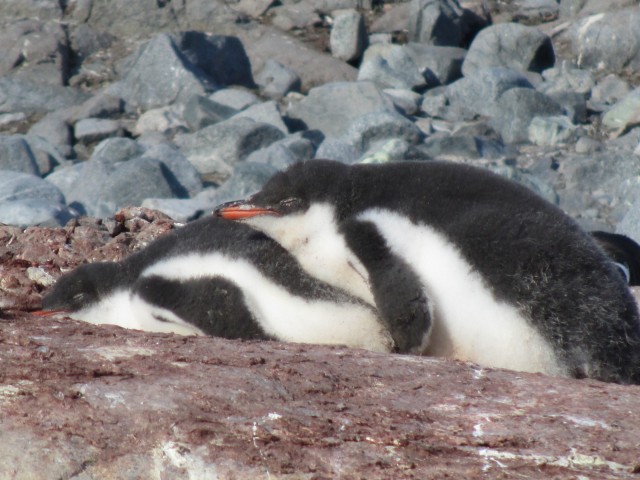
[215,159,640,383]
[41,217,394,353]
[590,231,640,286]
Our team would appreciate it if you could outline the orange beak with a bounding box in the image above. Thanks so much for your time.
[214,201,280,220]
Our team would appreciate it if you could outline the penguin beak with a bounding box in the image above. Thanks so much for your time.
[214,200,280,220]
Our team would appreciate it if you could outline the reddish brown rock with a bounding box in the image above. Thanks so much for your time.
[1,314,639,479]
[0,207,175,312]
[2,207,640,478]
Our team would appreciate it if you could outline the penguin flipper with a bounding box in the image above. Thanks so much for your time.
[133,275,269,340]
[341,219,433,353]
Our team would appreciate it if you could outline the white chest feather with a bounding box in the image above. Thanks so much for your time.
[245,203,375,306]
[70,290,205,336]
[358,209,566,376]
[142,253,393,352]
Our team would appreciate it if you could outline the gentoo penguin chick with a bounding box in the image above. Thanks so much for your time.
[215,160,640,383]
[41,217,394,353]
[591,231,640,286]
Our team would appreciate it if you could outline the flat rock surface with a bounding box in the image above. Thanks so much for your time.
[1,314,640,479]
[3,207,640,479]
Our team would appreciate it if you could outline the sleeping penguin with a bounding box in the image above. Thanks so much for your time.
[215,159,640,383]
[41,216,394,353]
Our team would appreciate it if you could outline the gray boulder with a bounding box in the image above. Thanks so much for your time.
[245,135,315,170]
[445,67,534,120]
[0,77,89,115]
[618,195,640,243]
[357,44,427,91]
[209,161,279,205]
[315,138,362,163]
[79,0,239,38]
[74,118,124,145]
[505,0,560,24]
[287,82,395,139]
[330,9,368,63]
[548,91,587,124]
[69,24,115,63]
[255,60,301,100]
[107,33,212,110]
[108,32,254,111]
[209,88,261,111]
[67,93,124,123]
[175,117,285,183]
[140,143,204,198]
[28,114,73,159]
[0,20,69,85]
[0,170,65,204]
[21,135,68,177]
[133,106,188,137]
[408,0,479,47]
[418,134,507,160]
[90,138,145,166]
[567,8,640,74]
[344,111,424,153]
[404,43,466,85]
[0,0,63,20]
[47,138,203,218]
[0,136,40,175]
[382,89,423,116]
[559,0,636,18]
[270,3,320,31]
[0,199,76,228]
[173,31,254,89]
[183,95,239,132]
[233,101,289,133]
[528,116,580,146]
[490,88,563,144]
[370,2,411,34]
[462,23,555,77]
[53,157,194,219]
[235,24,357,91]
[601,89,640,134]
[141,195,213,223]
[539,66,594,97]
[590,74,631,110]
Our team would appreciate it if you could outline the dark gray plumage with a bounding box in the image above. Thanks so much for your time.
[216,160,640,384]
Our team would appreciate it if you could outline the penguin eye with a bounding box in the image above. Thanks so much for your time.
[279,197,301,210]
[73,292,86,302]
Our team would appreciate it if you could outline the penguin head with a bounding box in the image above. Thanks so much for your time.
[42,262,124,312]
[214,160,349,221]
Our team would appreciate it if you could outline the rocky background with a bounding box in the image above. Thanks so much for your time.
[3,0,640,478]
